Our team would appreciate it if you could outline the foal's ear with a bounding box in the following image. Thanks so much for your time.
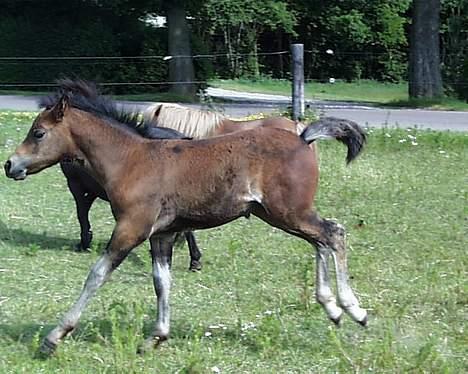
[51,93,70,122]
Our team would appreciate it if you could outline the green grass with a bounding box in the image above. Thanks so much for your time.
[210,78,468,110]
[0,111,467,373]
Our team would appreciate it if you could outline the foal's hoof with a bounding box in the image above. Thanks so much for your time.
[358,314,368,327]
[36,338,57,359]
[189,260,202,272]
[137,336,168,354]
[330,315,342,327]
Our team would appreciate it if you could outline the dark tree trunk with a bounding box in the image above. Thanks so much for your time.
[166,0,196,96]
[409,0,443,98]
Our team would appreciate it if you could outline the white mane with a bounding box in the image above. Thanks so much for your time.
[143,103,227,139]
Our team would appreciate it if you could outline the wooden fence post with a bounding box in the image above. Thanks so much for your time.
[291,43,304,121]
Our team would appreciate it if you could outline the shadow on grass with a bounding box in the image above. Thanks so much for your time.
[0,313,288,355]
[0,218,77,251]
[0,322,55,344]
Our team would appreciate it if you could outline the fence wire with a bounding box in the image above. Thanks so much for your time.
[0,49,465,88]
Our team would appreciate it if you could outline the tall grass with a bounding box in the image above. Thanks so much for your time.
[0,112,466,372]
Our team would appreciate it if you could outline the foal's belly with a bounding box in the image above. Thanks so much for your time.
[168,200,255,232]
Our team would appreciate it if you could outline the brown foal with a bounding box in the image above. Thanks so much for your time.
[4,92,367,356]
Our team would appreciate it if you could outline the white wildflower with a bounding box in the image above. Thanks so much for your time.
[211,366,221,373]
[326,49,334,55]
[411,141,418,146]
[399,139,407,143]
[329,77,336,84]
[241,322,256,331]
[204,331,212,337]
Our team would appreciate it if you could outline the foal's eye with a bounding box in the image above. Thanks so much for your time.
[33,129,46,140]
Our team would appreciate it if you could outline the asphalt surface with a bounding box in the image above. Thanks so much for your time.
[0,92,466,131]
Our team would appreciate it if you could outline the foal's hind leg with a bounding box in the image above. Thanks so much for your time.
[303,216,367,325]
[140,233,175,352]
[259,209,366,326]
[324,220,367,325]
[315,251,343,324]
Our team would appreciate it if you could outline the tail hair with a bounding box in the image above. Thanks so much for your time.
[300,117,367,163]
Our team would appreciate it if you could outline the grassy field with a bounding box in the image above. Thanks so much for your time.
[0,111,466,373]
[210,78,468,111]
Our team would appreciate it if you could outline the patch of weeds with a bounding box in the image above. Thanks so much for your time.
[227,239,244,339]
[408,338,452,373]
[23,243,40,257]
[179,334,205,374]
[28,329,42,356]
[108,300,145,372]
[244,313,283,358]
[299,260,314,311]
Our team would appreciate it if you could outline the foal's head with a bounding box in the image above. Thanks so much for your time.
[4,94,74,180]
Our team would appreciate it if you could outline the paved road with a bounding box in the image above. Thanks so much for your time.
[1,93,466,131]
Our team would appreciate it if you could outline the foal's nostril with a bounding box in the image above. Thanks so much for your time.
[4,160,12,174]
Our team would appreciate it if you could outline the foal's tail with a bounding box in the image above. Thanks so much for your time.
[300,117,367,164]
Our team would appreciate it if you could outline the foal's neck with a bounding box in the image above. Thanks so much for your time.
[68,109,146,186]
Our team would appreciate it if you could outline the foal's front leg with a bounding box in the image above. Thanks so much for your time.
[39,219,148,356]
[140,233,175,352]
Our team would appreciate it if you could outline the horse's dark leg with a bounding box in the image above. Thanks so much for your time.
[140,233,175,352]
[39,219,148,356]
[185,231,202,271]
[67,179,97,251]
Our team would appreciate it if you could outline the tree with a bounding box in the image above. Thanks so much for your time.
[409,0,443,98]
[165,0,196,96]
[199,0,296,78]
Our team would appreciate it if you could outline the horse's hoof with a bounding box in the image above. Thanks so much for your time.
[74,243,91,253]
[137,336,168,354]
[36,338,57,359]
[189,261,202,272]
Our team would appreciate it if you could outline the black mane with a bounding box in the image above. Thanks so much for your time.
[38,79,190,140]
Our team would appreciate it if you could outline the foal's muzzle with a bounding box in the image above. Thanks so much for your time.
[4,157,28,180]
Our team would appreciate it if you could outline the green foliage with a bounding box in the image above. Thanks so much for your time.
[0,1,167,93]
[292,0,411,82]
[198,0,297,78]
[0,0,466,98]
[441,0,468,100]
